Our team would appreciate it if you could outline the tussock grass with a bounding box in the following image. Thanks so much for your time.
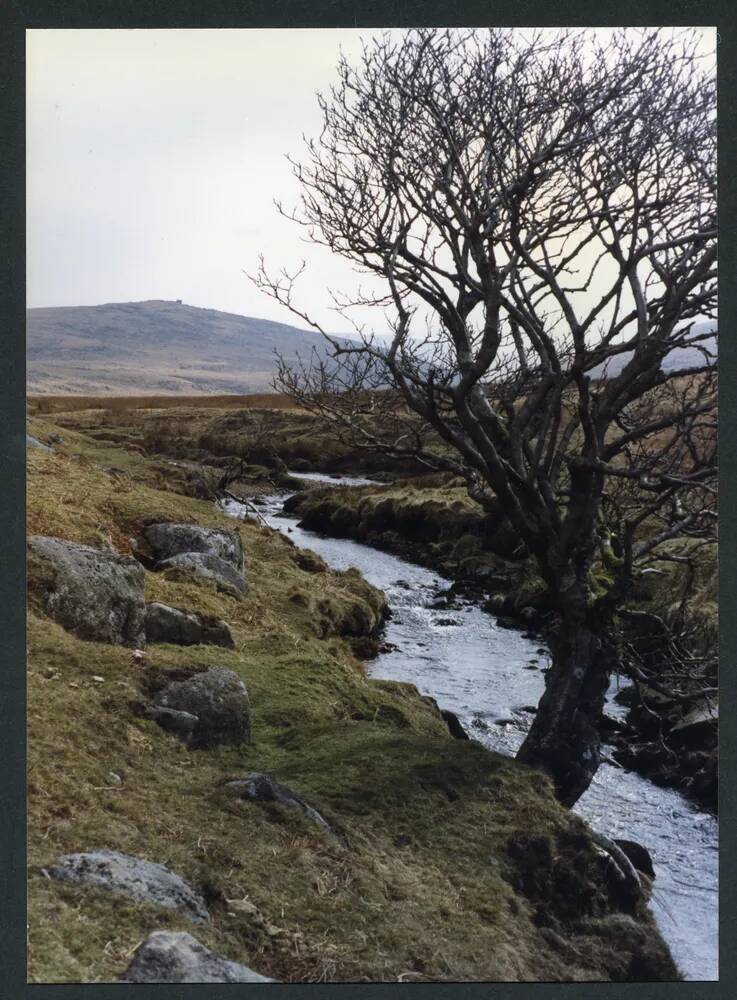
[26,417,676,983]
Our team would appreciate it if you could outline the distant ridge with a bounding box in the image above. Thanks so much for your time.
[27,299,349,395]
[26,300,716,395]
[589,322,717,379]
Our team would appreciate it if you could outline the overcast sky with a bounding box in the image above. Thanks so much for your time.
[26,28,392,331]
[27,27,715,335]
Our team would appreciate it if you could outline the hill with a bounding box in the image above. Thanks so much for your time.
[26,300,717,395]
[589,322,717,379]
[27,299,349,395]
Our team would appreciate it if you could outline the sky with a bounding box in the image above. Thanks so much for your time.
[26,27,716,336]
[26,28,390,330]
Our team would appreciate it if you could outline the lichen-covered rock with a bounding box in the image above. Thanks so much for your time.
[119,931,275,983]
[152,666,251,749]
[145,602,234,647]
[48,849,209,923]
[158,552,247,595]
[143,523,244,573]
[27,535,145,647]
[222,772,338,840]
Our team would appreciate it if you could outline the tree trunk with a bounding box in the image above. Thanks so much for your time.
[516,604,613,807]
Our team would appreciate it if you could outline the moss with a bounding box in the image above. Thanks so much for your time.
[590,569,615,601]
[26,414,677,983]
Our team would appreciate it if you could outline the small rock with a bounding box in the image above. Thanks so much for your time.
[614,839,656,879]
[108,771,122,785]
[144,705,199,743]
[485,594,507,614]
[119,931,275,983]
[151,667,251,749]
[434,617,460,627]
[141,522,247,595]
[670,701,718,744]
[143,523,244,572]
[222,772,338,840]
[92,675,105,683]
[27,434,52,452]
[48,850,209,923]
[158,552,247,596]
[145,602,234,648]
[441,709,470,740]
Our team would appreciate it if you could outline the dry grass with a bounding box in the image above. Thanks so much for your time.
[28,392,302,415]
[29,403,400,477]
[26,415,677,983]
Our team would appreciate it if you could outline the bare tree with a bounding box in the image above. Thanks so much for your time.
[251,28,717,806]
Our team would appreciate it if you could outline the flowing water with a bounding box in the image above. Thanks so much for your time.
[223,472,718,981]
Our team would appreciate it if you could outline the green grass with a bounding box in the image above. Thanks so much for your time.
[26,416,676,983]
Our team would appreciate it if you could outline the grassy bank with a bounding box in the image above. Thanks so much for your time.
[25,412,678,982]
[28,400,427,477]
[285,476,546,612]
[287,477,717,808]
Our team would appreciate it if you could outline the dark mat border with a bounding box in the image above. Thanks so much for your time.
[1,2,734,997]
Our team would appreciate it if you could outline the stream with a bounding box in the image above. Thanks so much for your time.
[223,472,718,982]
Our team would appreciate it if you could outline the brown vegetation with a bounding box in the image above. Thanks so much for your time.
[28,392,302,416]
